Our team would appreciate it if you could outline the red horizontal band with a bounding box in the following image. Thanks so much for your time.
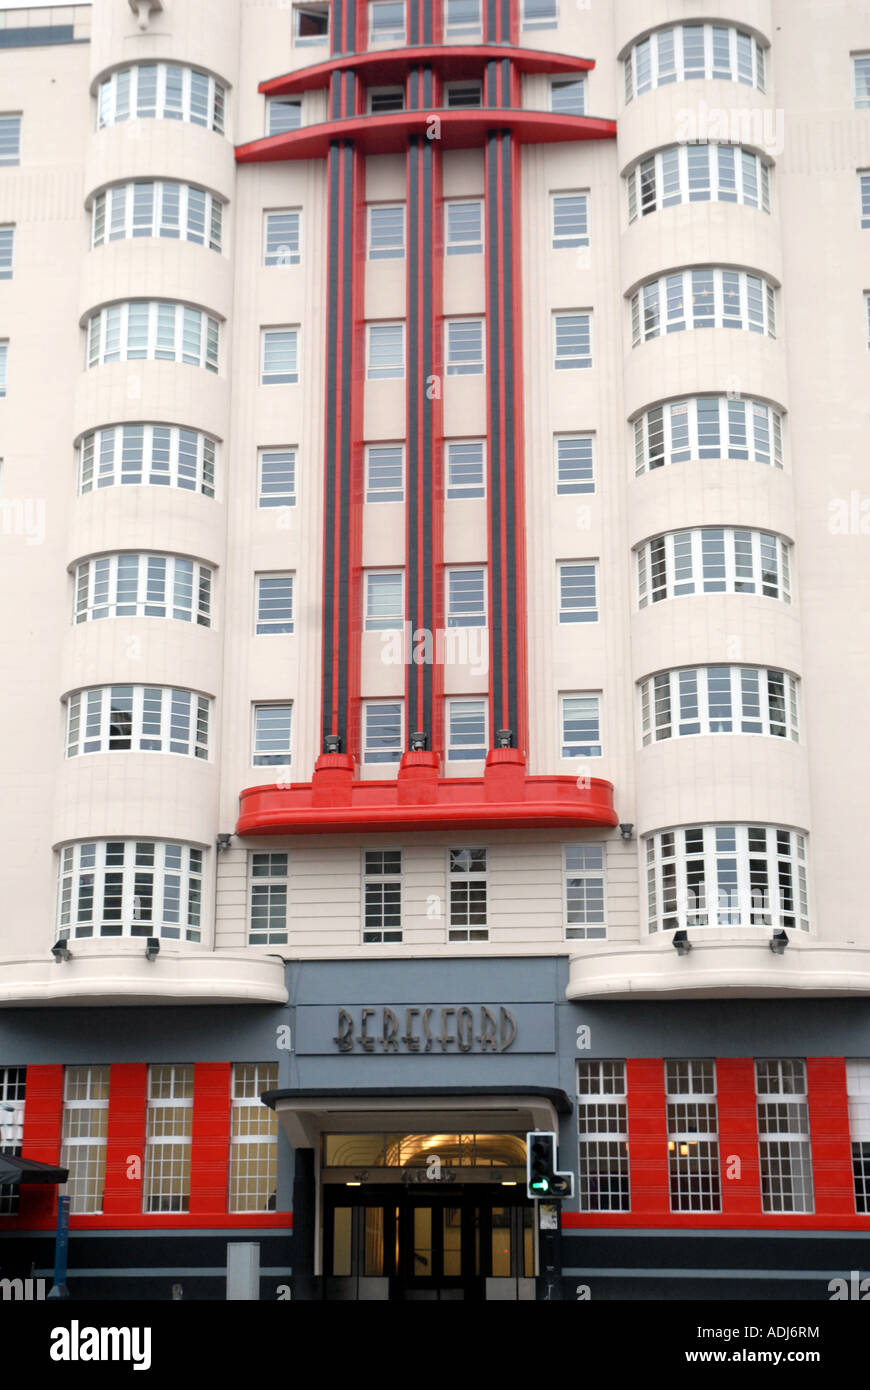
[259,45,596,95]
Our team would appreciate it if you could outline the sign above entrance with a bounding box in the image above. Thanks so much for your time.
[333,1006,518,1054]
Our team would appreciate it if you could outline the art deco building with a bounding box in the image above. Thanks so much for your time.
[0,0,869,1300]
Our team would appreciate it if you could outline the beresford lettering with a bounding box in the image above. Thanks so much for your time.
[334,1005,517,1053]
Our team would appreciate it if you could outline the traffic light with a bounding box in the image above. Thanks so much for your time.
[526,1130,575,1200]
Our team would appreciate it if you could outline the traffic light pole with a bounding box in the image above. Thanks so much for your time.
[536,1199,562,1301]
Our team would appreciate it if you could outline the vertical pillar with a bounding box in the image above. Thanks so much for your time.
[190,1062,231,1219]
[626,1058,669,1217]
[717,1058,761,1218]
[807,1057,854,1219]
[19,1064,63,1225]
[292,1148,317,1299]
[103,1062,147,1217]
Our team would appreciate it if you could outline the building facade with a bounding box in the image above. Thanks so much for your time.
[0,0,869,1300]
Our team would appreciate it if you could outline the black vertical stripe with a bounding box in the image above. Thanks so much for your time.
[500,133,518,739]
[336,146,354,748]
[486,0,497,44]
[422,0,432,45]
[321,144,341,748]
[421,136,433,741]
[486,133,503,719]
[407,139,420,739]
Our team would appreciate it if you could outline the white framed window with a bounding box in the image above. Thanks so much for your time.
[57,841,204,942]
[97,66,225,132]
[0,114,21,166]
[363,700,403,763]
[860,173,870,229]
[446,440,485,499]
[577,1061,629,1211]
[253,704,292,766]
[365,570,404,630]
[445,200,483,255]
[74,553,213,626]
[249,853,289,945]
[367,322,404,379]
[554,312,591,369]
[446,317,484,375]
[368,204,404,259]
[256,574,295,634]
[666,1061,721,1213]
[552,193,588,249]
[558,562,598,623]
[229,1063,280,1212]
[0,341,8,397]
[565,846,605,940]
[86,302,220,372]
[865,294,870,350]
[365,444,404,502]
[855,55,870,109]
[0,224,12,278]
[637,528,791,607]
[0,1068,25,1216]
[550,78,585,116]
[448,848,488,941]
[258,447,296,507]
[633,396,783,474]
[79,424,217,496]
[645,825,810,934]
[445,0,481,38]
[143,1065,193,1214]
[846,1060,870,1213]
[92,182,222,250]
[264,210,301,266]
[267,97,302,135]
[556,435,594,494]
[445,81,482,108]
[522,0,556,31]
[625,25,766,101]
[631,268,776,344]
[560,694,601,758]
[370,0,405,43]
[261,327,299,384]
[755,1060,813,1213]
[60,1067,109,1215]
[294,3,329,45]
[626,144,770,223]
[66,686,210,759]
[640,667,799,746]
[368,87,404,113]
[446,698,487,761]
[363,849,403,943]
[446,566,486,627]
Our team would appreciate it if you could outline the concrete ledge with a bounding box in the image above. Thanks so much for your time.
[0,947,288,1006]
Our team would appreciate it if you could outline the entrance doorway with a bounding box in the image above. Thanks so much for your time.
[323,1185,535,1300]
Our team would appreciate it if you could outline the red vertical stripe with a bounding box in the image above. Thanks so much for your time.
[18,1064,63,1225]
[508,131,528,755]
[189,1062,232,1219]
[718,1058,761,1217]
[103,1062,147,1217]
[346,147,367,763]
[626,1058,669,1216]
[430,140,445,756]
[807,1057,855,1219]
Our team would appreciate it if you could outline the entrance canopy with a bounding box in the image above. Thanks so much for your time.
[0,1154,68,1186]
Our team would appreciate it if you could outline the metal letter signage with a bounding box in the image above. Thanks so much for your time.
[333,1005,518,1053]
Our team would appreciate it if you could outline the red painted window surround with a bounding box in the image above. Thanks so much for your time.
[5,1063,290,1233]
[563,1056,866,1232]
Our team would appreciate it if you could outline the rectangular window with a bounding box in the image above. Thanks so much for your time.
[577,1061,629,1210]
[249,854,288,946]
[552,193,588,249]
[550,79,585,116]
[556,435,594,494]
[294,3,329,45]
[370,0,405,42]
[368,87,404,113]
[565,845,605,939]
[0,225,12,278]
[363,701,403,763]
[256,574,294,634]
[554,312,591,369]
[0,1067,25,1216]
[0,341,6,397]
[229,1063,279,1212]
[447,698,487,761]
[446,567,486,627]
[855,56,870,109]
[367,322,404,379]
[666,1060,721,1212]
[445,82,482,108]
[264,210,301,266]
[756,1059,813,1213]
[522,0,556,31]
[365,570,403,630]
[445,200,483,255]
[561,694,601,758]
[143,1064,193,1214]
[258,448,296,507]
[0,115,20,167]
[446,440,485,499]
[368,204,404,259]
[860,173,870,229]
[252,704,292,766]
[261,328,299,384]
[445,0,481,37]
[366,444,404,502]
[267,98,302,135]
[363,849,403,943]
[448,848,488,941]
[847,1059,870,1213]
[446,318,484,375]
[61,1067,109,1215]
[558,562,598,623]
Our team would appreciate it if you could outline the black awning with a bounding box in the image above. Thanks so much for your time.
[261,1085,573,1115]
[0,1155,69,1186]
